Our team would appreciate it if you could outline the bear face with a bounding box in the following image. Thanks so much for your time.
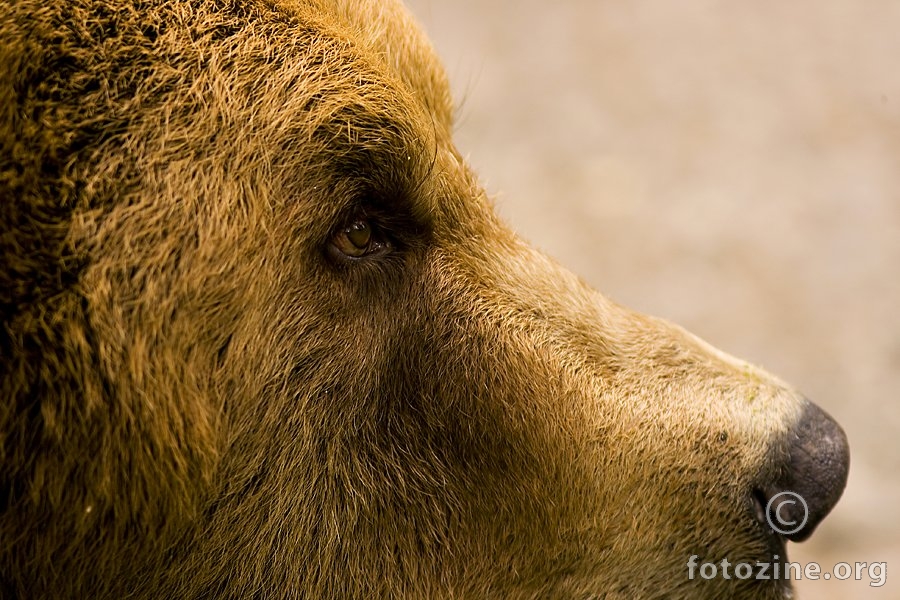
[0,0,848,598]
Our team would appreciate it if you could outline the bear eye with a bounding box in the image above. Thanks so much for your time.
[329,218,389,259]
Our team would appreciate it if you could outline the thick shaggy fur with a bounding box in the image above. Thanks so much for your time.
[1,0,834,598]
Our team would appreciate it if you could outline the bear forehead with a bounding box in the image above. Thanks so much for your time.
[1,0,461,243]
[307,0,455,127]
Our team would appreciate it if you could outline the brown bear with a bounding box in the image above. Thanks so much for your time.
[0,0,849,598]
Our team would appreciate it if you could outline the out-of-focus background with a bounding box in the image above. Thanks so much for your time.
[405,0,899,597]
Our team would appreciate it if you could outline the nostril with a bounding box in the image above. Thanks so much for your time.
[751,489,768,525]
[758,401,850,542]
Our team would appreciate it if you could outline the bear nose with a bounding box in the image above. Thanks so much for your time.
[755,401,850,542]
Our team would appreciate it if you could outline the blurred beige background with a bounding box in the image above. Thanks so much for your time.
[405,0,899,597]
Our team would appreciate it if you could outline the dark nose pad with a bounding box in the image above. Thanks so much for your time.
[755,401,850,542]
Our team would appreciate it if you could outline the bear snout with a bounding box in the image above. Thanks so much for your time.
[754,401,850,542]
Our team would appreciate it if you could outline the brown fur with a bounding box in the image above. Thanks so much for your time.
[1,0,835,597]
